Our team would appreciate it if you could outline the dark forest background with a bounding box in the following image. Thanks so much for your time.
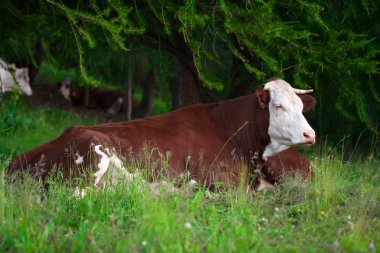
[1,0,379,158]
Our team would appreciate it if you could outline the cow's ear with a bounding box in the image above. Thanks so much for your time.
[256,88,269,109]
[299,94,316,112]
[22,68,29,79]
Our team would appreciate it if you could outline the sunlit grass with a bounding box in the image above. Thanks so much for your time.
[1,152,379,252]
[0,99,379,252]
[0,96,97,156]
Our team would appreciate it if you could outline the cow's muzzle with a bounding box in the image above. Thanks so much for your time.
[302,131,316,145]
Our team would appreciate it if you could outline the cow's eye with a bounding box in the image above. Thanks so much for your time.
[274,104,284,110]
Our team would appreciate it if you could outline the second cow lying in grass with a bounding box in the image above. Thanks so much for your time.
[59,78,138,115]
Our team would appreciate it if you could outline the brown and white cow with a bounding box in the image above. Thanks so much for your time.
[0,59,32,96]
[59,78,138,115]
[8,78,316,189]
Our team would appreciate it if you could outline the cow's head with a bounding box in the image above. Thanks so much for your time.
[257,78,316,159]
[59,78,72,101]
[15,68,32,96]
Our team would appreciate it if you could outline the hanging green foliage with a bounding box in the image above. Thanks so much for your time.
[0,0,379,140]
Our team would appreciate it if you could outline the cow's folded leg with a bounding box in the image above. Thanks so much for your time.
[255,178,275,192]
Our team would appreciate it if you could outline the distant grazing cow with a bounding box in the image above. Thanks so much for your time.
[59,78,138,114]
[0,59,32,96]
[8,78,316,190]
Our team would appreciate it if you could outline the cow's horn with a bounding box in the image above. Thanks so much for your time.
[293,88,313,94]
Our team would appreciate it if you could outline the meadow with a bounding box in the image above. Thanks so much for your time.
[0,98,379,252]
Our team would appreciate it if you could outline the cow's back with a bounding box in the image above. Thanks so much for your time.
[91,104,238,174]
[7,104,238,185]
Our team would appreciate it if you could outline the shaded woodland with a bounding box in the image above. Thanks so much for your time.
[1,0,379,156]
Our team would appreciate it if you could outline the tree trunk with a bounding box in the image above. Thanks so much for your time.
[173,33,201,107]
[126,76,133,121]
[170,64,180,110]
[177,60,200,107]
[124,57,133,121]
[228,56,255,98]
[30,40,44,84]
[135,70,156,118]
[139,31,201,107]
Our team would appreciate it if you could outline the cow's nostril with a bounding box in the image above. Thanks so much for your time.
[303,131,316,141]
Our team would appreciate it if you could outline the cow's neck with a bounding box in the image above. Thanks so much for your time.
[210,93,270,165]
[262,141,289,160]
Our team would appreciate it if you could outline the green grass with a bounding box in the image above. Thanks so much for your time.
[0,98,379,252]
[0,96,97,156]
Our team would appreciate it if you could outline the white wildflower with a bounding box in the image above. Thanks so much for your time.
[369,240,375,250]
[188,179,198,188]
[74,187,86,198]
[184,222,192,229]
[141,240,148,247]
[75,153,84,165]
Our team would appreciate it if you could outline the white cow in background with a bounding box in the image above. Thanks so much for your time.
[0,59,32,96]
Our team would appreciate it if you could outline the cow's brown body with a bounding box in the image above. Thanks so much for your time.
[8,81,315,189]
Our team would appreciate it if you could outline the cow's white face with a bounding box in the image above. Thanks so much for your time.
[59,78,72,101]
[15,68,32,96]
[263,79,315,159]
